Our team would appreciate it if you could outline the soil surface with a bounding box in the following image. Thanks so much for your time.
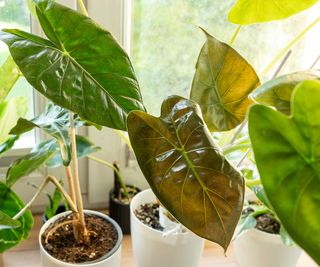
[134,203,164,231]
[255,213,280,234]
[41,214,118,263]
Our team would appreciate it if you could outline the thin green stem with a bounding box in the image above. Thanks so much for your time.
[246,178,262,188]
[261,16,320,77]
[223,143,251,155]
[230,25,241,46]
[87,155,129,199]
[77,0,88,16]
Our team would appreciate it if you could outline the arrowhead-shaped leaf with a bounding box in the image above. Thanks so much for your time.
[249,80,320,264]
[0,210,21,230]
[128,96,245,250]
[0,56,21,102]
[190,29,260,132]
[0,182,33,253]
[228,0,319,25]
[251,70,320,115]
[0,0,145,130]
[0,97,28,144]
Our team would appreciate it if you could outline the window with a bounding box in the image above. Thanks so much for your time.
[131,0,320,116]
[0,0,35,149]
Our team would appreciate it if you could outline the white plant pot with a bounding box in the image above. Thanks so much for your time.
[130,189,204,267]
[233,228,301,267]
[39,210,122,267]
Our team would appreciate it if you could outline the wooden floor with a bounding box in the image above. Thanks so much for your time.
[1,214,318,267]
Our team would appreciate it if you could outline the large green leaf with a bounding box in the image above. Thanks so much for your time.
[128,96,245,250]
[10,102,83,165]
[0,56,21,102]
[248,80,320,264]
[228,0,319,25]
[0,181,33,253]
[0,135,19,158]
[0,0,145,131]
[190,29,260,132]
[6,139,58,187]
[0,210,21,230]
[0,97,28,144]
[251,70,320,115]
[46,135,101,168]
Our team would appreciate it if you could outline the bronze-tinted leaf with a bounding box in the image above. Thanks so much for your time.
[251,70,320,115]
[128,95,244,250]
[190,29,260,132]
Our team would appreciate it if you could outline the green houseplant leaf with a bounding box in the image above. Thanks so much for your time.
[128,95,245,250]
[6,139,58,187]
[251,70,320,115]
[0,0,145,131]
[248,80,320,264]
[0,210,21,230]
[0,135,19,158]
[0,56,21,102]
[0,97,28,144]
[228,0,319,25]
[190,29,260,131]
[0,181,33,253]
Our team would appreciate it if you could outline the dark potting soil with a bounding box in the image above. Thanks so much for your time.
[134,203,164,231]
[255,213,280,234]
[41,214,118,263]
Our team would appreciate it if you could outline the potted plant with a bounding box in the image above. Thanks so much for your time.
[87,155,140,234]
[0,0,145,266]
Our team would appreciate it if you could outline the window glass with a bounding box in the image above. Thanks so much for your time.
[0,0,35,148]
[131,0,320,116]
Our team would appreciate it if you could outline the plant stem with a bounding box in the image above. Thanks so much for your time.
[65,165,76,204]
[261,16,320,77]
[246,178,262,188]
[236,148,251,167]
[230,120,247,145]
[87,155,130,199]
[223,143,251,155]
[70,112,87,237]
[13,176,77,220]
[230,25,241,46]
[77,0,88,16]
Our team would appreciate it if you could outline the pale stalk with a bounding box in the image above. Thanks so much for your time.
[261,16,320,77]
[87,155,129,199]
[13,175,77,220]
[70,112,87,237]
[246,178,262,188]
[230,25,241,46]
[77,0,88,16]
[236,148,251,167]
[65,165,76,204]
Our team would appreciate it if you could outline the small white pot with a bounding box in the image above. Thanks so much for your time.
[233,228,301,267]
[39,210,122,267]
[130,189,204,267]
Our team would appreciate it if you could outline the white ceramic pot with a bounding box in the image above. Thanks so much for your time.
[233,228,301,267]
[130,189,204,267]
[39,210,122,267]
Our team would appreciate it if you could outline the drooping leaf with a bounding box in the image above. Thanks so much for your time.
[0,210,21,230]
[0,97,28,144]
[0,0,145,131]
[190,29,260,132]
[128,95,245,250]
[0,56,21,102]
[10,102,84,165]
[45,186,63,219]
[6,139,58,187]
[0,135,19,158]
[228,0,319,25]
[248,80,320,264]
[0,182,33,253]
[46,135,101,168]
[251,70,320,115]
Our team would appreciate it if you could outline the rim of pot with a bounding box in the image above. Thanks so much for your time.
[39,209,123,265]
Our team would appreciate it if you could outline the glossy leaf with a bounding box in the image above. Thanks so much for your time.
[0,0,145,131]
[0,97,28,144]
[0,56,20,102]
[46,135,101,168]
[190,29,260,132]
[6,139,58,187]
[128,96,245,250]
[0,181,33,253]
[228,0,319,25]
[251,70,320,115]
[249,80,320,264]
[0,210,21,230]
[10,102,84,165]
[0,135,19,158]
